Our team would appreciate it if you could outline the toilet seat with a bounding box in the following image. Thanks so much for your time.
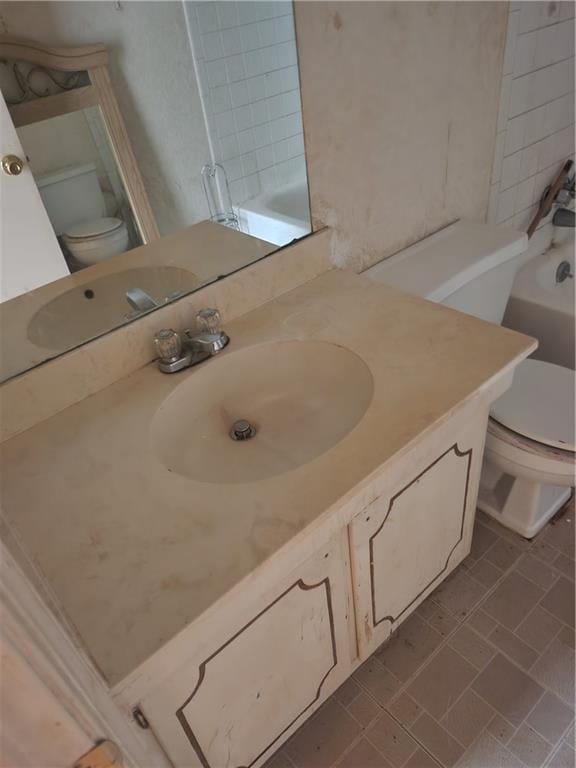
[64,217,125,241]
[491,359,575,451]
[486,418,574,481]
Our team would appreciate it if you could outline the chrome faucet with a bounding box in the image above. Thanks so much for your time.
[552,208,575,228]
[154,308,229,373]
[552,173,575,228]
[126,287,159,313]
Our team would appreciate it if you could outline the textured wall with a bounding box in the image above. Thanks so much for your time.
[294,1,509,271]
[0,1,212,237]
[488,1,574,237]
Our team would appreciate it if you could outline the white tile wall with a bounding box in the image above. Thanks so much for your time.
[184,1,307,206]
[488,1,575,234]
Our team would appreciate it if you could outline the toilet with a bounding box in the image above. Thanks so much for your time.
[366,220,575,538]
[61,217,129,265]
[36,162,129,266]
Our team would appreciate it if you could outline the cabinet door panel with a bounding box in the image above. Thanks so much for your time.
[139,533,351,768]
[350,405,487,657]
[370,444,471,626]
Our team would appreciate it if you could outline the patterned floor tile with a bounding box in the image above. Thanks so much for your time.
[481,572,545,630]
[471,654,544,726]
[365,711,419,767]
[507,723,553,768]
[407,647,477,720]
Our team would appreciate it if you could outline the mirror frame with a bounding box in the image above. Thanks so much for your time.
[0,35,159,243]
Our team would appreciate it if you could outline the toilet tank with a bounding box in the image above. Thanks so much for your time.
[36,163,106,236]
[365,221,528,324]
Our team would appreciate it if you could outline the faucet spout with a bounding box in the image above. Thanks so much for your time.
[552,208,575,228]
[126,287,159,313]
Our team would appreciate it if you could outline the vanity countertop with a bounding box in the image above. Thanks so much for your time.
[0,270,536,685]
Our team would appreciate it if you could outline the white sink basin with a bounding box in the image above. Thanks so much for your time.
[151,340,374,483]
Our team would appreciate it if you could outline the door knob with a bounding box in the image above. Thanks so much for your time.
[2,154,24,176]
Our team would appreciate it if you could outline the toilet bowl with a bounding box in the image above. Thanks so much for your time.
[478,359,574,537]
[62,217,130,266]
[36,163,130,266]
[365,220,575,539]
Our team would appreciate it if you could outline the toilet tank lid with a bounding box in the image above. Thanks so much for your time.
[36,162,99,189]
[365,220,527,302]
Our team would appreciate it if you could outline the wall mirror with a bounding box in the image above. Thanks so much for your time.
[0,1,311,382]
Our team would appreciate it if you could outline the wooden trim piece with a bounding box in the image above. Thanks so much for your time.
[0,533,171,768]
[175,577,338,768]
[0,36,107,71]
[89,66,159,243]
[369,443,473,628]
[8,85,99,127]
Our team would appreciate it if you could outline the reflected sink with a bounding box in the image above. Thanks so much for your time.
[152,340,374,483]
[28,266,200,351]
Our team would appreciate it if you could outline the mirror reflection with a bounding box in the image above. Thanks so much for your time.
[0,1,311,381]
[17,108,143,272]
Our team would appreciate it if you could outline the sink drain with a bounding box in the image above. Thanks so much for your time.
[230,419,257,441]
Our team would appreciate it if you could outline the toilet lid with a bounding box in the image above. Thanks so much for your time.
[491,359,575,451]
[64,217,124,240]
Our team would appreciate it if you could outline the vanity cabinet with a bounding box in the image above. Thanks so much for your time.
[138,531,353,768]
[129,401,490,766]
[349,400,488,658]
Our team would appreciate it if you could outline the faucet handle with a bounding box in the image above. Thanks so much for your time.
[196,307,223,335]
[154,329,183,363]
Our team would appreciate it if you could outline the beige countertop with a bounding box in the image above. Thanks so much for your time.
[0,270,535,685]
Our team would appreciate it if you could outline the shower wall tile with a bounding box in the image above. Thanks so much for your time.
[184,1,307,207]
[488,3,575,240]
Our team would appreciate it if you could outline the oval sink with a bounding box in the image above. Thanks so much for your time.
[151,340,374,483]
[28,266,200,351]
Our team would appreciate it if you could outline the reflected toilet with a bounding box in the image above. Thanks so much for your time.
[36,162,129,266]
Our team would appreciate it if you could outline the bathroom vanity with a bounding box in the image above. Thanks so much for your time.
[0,269,535,768]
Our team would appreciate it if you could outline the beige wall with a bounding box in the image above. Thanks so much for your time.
[0,1,212,237]
[295,1,508,271]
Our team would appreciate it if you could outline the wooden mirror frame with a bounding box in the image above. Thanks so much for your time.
[0,36,159,243]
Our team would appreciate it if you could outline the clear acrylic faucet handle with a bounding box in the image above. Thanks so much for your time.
[196,308,222,335]
[154,329,182,362]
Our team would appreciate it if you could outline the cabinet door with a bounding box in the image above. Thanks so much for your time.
[350,404,487,658]
[138,531,353,768]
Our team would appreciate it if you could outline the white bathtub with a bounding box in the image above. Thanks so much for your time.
[237,179,311,247]
[504,238,575,370]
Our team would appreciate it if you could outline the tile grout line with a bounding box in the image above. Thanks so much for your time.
[506,80,575,122]
[499,136,576,193]
[365,707,444,768]
[515,16,576,41]
[501,84,575,126]
[511,53,576,83]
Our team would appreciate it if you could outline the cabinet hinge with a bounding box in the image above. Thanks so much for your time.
[133,706,150,729]
[73,739,123,768]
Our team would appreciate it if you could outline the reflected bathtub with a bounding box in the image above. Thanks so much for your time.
[504,239,575,370]
[237,179,311,247]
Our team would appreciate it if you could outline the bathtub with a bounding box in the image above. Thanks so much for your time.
[237,178,311,247]
[504,238,575,370]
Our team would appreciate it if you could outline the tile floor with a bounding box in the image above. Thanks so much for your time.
[266,499,575,768]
